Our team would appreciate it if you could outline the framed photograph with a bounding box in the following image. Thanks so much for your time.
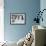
[10,13,26,25]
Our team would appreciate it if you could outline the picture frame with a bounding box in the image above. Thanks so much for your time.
[10,13,26,25]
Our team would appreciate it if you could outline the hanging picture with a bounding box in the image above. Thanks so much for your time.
[10,13,26,25]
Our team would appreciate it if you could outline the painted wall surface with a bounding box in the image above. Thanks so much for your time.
[4,0,40,42]
[0,0,4,42]
[40,0,46,27]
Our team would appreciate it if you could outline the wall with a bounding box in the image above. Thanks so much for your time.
[40,0,46,27]
[4,0,40,42]
[0,0,4,42]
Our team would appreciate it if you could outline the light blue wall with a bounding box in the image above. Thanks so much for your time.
[40,0,46,27]
[4,0,40,42]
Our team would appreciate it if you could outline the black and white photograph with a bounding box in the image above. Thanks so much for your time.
[10,13,26,25]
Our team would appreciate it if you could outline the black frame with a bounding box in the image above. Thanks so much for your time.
[10,13,26,25]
